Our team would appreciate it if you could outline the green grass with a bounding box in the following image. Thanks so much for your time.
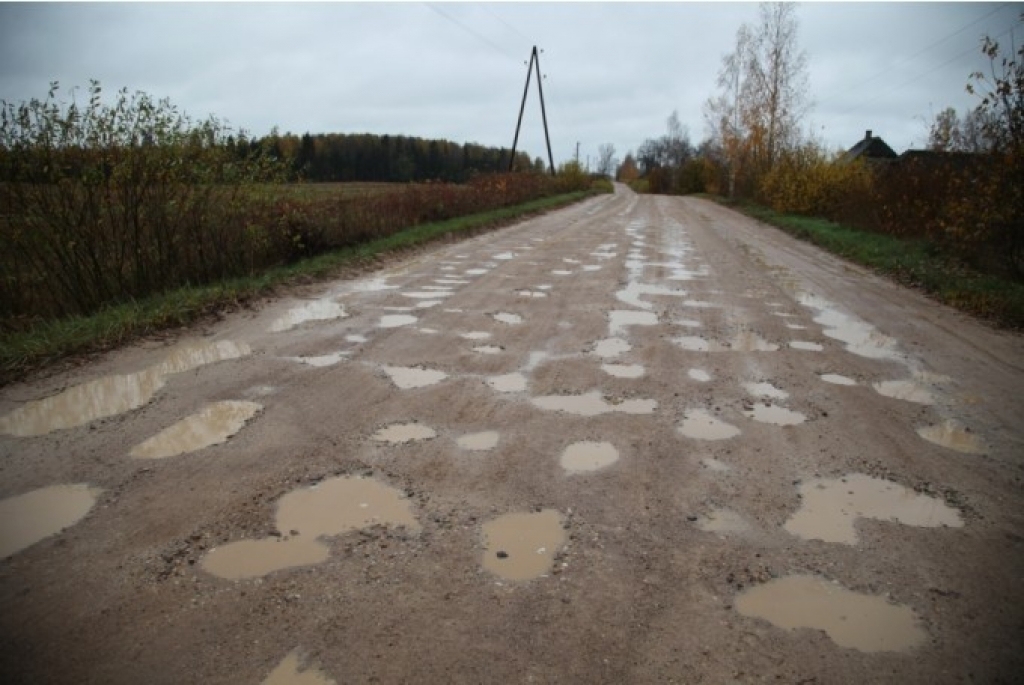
[723,199,1024,330]
[0,189,598,383]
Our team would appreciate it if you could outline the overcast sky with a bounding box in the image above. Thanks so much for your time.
[1,2,1020,168]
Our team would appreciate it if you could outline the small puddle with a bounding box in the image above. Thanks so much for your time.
[688,369,711,382]
[381,366,448,389]
[457,431,499,451]
[601,363,645,379]
[697,508,749,534]
[465,268,489,276]
[402,291,450,299]
[701,457,731,472]
[289,352,347,367]
[873,380,935,405]
[786,324,808,330]
[262,649,336,685]
[0,341,250,437]
[790,341,824,351]
[821,373,856,386]
[346,334,368,344]
[473,345,503,355]
[435,278,469,285]
[517,290,547,298]
[493,312,523,325]
[592,338,632,358]
[202,476,419,580]
[379,314,418,328]
[130,401,262,459]
[678,409,740,440]
[371,422,437,444]
[735,575,927,652]
[531,391,656,417]
[560,441,620,473]
[785,473,963,544]
[481,509,566,581]
[743,382,788,400]
[551,269,573,276]
[609,310,658,336]
[675,318,702,328]
[743,403,806,426]
[0,484,102,559]
[460,331,491,340]
[493,252,516,260]
[917,419,986,454]
[270,300,346,332]
[729,332,779,352]
[487,373,527,393]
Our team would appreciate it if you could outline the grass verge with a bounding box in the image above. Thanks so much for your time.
[720,198,1024,330]
[0,189,599,384]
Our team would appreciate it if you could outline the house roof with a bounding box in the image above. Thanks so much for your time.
[842,130,898,163]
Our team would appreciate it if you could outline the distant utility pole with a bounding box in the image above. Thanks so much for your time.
[575,141,580,165]
[509,46,556,176]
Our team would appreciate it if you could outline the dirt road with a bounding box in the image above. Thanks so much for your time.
[1,184,1022,684]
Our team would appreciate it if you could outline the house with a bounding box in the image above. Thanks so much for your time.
[842,130,898,164]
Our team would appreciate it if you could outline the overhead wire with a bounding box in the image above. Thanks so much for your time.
[424,3,522,64]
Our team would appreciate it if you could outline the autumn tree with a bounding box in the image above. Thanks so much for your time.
[596,143,618,177]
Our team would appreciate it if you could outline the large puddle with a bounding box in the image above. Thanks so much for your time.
[481,509,566,581]
[678,409,741,440]
[0,340,250,437]
[202,476,419,580]
[785,473,963,544]
[263,649,336,685]
[487,373,527,393]
[917,419,986,454]
[873,380,935,405]
[270,300,346,332]
[0,484,102,559]
[371,422,437,444]
[130,401,263,459]
[798,294,900,360]
[736,575,927,652]
[608,310,658,336]
[380,366,448,389]
[560,441,620,473]
[531,391,656,417]
[457,431,499,451]
[742,403,806,426]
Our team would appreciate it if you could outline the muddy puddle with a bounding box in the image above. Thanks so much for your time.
[701,457,732,472]
[789,341,824,351]
[289,352,347,367]
[743,403,806,426]
[487,373,527,393]
[696,508,749,534]
[743,382,788,399]
[785,473,963,544]
[380,366,448,389]
[202,476,419,580]
[130,401,263,459]
[820,373,857,386]
[678,410,740,440]
[917,419,986,454]
[473,345,503,355]
[799,294,901,360]
[263,650,336,685]
[379,314,418,328]
[688,369,711,382]
[0,483,102,559]
[460,331,491,340]
[517,290,547,298]
[551,269,573,276]
[592,338,632,358]
[270,300,347,332]
[736,575,927,652]
[481,509,566,581]
[532,391,656,417]
[609,310,658,336]
[465,268,489,276]
[601,363,645,379]
[616,281,684,310]
[560,441,620,473]
[371,422,437,444]
[873,380,935,405]
[402,291,451,300]
[457,431,499,451]
[492,312,523,325]
[0,340,250,437]
[346,334,368,344]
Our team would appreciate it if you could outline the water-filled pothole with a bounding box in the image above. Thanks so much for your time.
[130,401,263,459]
[262,649,336,685]
[799,294,900,360]
[473,345,503,355]
[601,363,645,379]
[820,373,856,386]
[688,369,711,382]
[289,352,347,367]
[493,312,523,325]
[460,331,491,340]
[743,382,788,399]
[743,403,806,426]
[696,508,749,533]
[202,476,419,580]
[873,380,935,405]
[701,457,731,472]
[0,484,102,559]
[481,509,566,581]
[532,391,656,417]
[592,338,632,358]
[917,419,985,454]
[784,473,963,544]
[560,441,619,473]
[371,422,437,444]
[270,301,347,332]
[678,410,740,440]
[487,373,527,393]
[789,341,824,351]
[379,315,418,328]
[402,291,451,299]
[735,575,927,652]
[673,333,777,352]
[0,340,251,437]
[609,310,658,336]
[380,366,448,389]
[457,431,499,451]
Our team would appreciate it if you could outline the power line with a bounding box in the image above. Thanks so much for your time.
[424,3,520,64]
[483,5,533,46]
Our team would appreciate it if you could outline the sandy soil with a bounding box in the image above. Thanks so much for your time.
[1,185,1022,684]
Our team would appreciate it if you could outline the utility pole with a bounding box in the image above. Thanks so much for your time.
[509,46,556,176]
[575,141,580,165]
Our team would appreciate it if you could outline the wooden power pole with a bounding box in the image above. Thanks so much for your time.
[509,46,556,176]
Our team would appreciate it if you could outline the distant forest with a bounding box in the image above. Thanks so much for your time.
[246,132,548,183]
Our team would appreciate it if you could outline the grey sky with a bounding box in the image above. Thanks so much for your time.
[1,2,1020,168]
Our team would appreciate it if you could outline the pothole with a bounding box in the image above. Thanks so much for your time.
[735,575,927,653]
[696,508,749,534]
[688,369,712,382]
[799,294,901,360]
[269,300,347,332]
[465,268,489,276]
[673,333,777,352]
[379,315,418,328]
[701,457,732,472]
[784,473,963,544]
[346,334,368,343]
[289,352,347,367]
[473,345,503,355]
[517,290,547,298]
[820,373,856,386]
[380,366,448,389]
[402,291,451,299]
[592,338,632,358]
[481,509,566,581]
[743,382,788,400]
[551,269,573,276]
[609,310,658,336]
[873,380,935,405]
[202,476,419,580]
[130,401,263,459]
[0,484,102,559]
[742,403,806,426]
[789,341,824,351]
[560,441,619,473]
[371,422,437,444]
[493,312,523,325]
[678,410,741,440]
[531,391,656,417]
[460,331,491,340]
[601,363,645,379]
[262,649,336,685]
[457,431,499,451]
[0,340,251,437]
[917,419,986,454]
[487,373,527,393]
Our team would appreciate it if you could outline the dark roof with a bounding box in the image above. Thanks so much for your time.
[842,130,898,164]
